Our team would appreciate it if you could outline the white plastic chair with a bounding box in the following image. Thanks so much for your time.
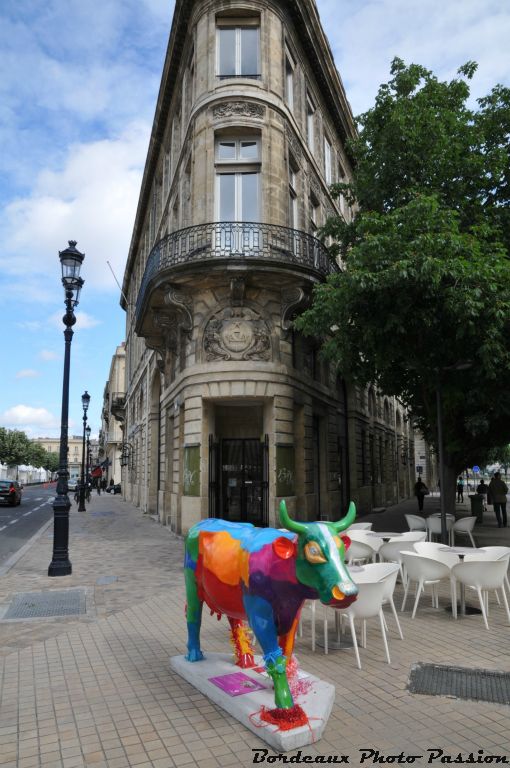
[379,532,427,585]
[401,551,457,619]
[337,579,391,669]
[463,547,510,603]
[348,522,373,530]
[395,531,428,544]
[452,559,510,630]
[354,562,403,640]
[346,531,381,564]
[426,515,454,545]
[405,514,426,532]
[451,516,477,547]
[413,542,460,570]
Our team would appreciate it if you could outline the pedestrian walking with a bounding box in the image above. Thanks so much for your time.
[456,476,465,503]
[476,479,489,512]
[488,472,508,528]
[414,476,429,512]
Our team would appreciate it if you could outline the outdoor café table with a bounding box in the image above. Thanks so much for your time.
[439,546,486,616]
[367,532,403,543]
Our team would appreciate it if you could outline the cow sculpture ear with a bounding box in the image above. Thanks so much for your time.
[338,534,351,551]
[273,537,296,560]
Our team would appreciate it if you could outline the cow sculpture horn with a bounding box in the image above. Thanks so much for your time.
[332,501,357,533]
[279,500,307,533]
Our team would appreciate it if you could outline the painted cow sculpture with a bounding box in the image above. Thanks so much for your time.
[184,499,358,709]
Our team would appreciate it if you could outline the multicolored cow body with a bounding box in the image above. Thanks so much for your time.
[184,500,358,709]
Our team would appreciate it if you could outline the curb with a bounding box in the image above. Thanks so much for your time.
[0,515,54,578]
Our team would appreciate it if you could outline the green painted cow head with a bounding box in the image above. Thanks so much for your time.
[279,500,358,608]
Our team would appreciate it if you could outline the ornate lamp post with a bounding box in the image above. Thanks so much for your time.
[48,240,85,577]
[86,425,91,486]
[78,391,90,511]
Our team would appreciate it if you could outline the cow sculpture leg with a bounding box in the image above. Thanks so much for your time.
[227,617,255,668]
[184,568,204,661]
[244,593,293,709]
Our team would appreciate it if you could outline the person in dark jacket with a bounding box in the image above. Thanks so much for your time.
[488,472,508,527]
[476,479,489,511]
[414,477,429,512]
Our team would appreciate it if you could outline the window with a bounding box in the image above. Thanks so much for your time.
[288,159,298,229]
[310,194,320,233]
[285,53,295,110]
[217,26,259,77]
[215,137,261,222]
[324,137,332,184]
[306,95,315,151]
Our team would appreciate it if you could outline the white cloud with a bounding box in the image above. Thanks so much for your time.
[1,405,59,430]
[75,312,102,330]
[316,0,510,115]
[0,121,150,295]
[15,369,40,379]
[47,310,102,330]
[39,349,60,361]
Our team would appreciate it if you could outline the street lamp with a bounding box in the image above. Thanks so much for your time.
[48,240,85,577]
[86,425,91,486]
[78,391,90,511]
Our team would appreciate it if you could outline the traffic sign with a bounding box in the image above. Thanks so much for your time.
[473,465,480,473]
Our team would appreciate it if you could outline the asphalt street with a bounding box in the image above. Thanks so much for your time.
[0,482,55,568]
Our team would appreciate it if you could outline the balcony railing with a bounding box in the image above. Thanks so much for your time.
[135,221,338,323]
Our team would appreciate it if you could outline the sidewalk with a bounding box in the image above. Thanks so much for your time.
[0,492,509,768]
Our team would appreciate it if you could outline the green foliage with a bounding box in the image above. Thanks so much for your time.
[0,429,32,468]
[486,445,510,470]
[297,59,510,473]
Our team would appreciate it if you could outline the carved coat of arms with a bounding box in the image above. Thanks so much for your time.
[203,308,271,361]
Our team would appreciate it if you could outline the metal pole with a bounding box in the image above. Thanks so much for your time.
[78,410,87,511]
[48,295,74,576]
[86,438,90,485]
[436,380,448,545]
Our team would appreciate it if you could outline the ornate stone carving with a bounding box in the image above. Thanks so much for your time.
[281,287,308,332]
[285,125,303,164]
[213,102,265,120]
[203,307,271,362]
[146,308,180,383]
[163,287,193,334]
[310,176,321,203]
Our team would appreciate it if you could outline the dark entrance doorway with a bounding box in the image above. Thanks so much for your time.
[209,435,268,526]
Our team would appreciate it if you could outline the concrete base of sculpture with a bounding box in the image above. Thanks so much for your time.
[170,653,335,751]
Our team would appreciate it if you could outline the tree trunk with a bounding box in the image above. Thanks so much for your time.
[442,463,457,516]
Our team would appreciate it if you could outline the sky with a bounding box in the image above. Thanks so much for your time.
[0,0,509,441]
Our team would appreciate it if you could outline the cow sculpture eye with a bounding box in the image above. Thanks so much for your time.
[304,541,327,564]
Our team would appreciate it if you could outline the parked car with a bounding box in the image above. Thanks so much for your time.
[0,480,22,506]
[106,483,121,495]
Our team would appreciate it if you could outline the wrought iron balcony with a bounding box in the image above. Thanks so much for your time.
[135,221,338,323]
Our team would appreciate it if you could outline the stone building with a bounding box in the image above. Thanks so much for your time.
[33,436,99,486]
[99,343,126,486]
[121,0,415,532]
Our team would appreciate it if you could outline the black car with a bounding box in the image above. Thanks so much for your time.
[0,480,22,506]
[106,483,121,495]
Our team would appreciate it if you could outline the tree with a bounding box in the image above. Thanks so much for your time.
[0,428,32,474]
[43,450,60,475]
[28,442,47,470]
[296,59,510,514]
[486,445,510,474]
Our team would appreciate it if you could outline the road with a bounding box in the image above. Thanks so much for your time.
[0,482,56,571]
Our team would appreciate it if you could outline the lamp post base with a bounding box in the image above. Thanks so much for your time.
[48,559,72,577]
